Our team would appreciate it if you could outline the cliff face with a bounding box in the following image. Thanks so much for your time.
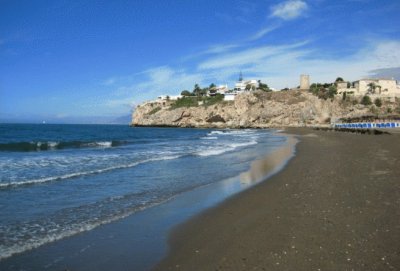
[132,91,390,128]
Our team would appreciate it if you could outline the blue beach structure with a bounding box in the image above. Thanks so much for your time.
[334,121,400,129]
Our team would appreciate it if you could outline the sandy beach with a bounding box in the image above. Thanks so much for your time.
[154,128,400,270]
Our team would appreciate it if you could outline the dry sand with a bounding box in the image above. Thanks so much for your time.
[154,128,400,271]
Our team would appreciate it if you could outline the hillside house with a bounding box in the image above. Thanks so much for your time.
[337,78,400,98]
[208,84,229,96]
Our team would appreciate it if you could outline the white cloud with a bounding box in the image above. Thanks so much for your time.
[101,66,208,111]
[102,37,400,112]
[204,44,242,54]
[194,38,400,89]
[104,97,137,109]
[198,41,310,70]
[368,67,400,80]
[136,66,205,93]
[270,0,308,20]
[246,40,400,88]
[248,25,280,41]
[183,24,282,63]
[363,41,400,68]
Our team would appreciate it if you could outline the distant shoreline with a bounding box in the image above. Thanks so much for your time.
[154,128,400,270]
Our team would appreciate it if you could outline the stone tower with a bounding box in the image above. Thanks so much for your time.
[300,74,310,90]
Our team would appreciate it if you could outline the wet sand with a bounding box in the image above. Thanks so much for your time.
[154,128,400,270]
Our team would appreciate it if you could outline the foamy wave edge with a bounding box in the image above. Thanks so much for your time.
[196,140,258,157]
[0,155,181,189]
[0,196,176,261]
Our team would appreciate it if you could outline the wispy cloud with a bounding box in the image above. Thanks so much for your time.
[101,66,208,110]
[215,1,257,25]
[363,41,400,68]
[190,38,399,89]
[215,11,249,25]
[102,77,116,86]
[185,30,274,60]
[248,25,280,41]
[204,44,242,54]
[270,0,308,20]
[183,23,282,62]
[104,97,137,109]
[98,38,400,115]
[136,66,206,94]
[198,41,310,70]
[242,40,400,88]
[104,35,400,105]
[368,67,400,80]
[180,43,241,62]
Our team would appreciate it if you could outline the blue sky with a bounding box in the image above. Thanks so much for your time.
[1,0,399,123]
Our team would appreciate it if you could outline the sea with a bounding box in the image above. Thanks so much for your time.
[0,124,290,269]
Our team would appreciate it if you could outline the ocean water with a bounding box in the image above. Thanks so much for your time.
[0,124,287,262]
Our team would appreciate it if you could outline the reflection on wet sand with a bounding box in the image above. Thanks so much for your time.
[240,135,298,185]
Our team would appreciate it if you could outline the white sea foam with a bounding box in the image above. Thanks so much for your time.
[0,216,123,260]
[229,140,258,148]
[196,140,258,157]
[86,141,112,148]
[208,129,257,137]
[0,195,175,261]
[201,136,218,140]
[196,148,228,156]
[47,141,59,148]
[0,155,181,188]
[209,131,225,135]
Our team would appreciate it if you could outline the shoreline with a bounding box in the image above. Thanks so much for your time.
[0,129,294,271]
[154,128,400,270]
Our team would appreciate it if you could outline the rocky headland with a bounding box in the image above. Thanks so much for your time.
[132,90,399,128]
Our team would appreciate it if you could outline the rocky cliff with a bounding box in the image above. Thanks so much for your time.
[132,91,397,128]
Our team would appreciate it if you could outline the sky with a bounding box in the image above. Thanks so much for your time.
[1,0,400,124]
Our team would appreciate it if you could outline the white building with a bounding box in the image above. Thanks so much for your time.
[234,79,259,92]
[337,78,400,98]
[222,72,260,101]
[216,84,229,94]
[208,84,229,96]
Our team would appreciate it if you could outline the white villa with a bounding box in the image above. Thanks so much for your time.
[208,84,229,96]
[337,78,400,98]
[234,79,259,92]
[221,72,259,101]
[231,72,258,92]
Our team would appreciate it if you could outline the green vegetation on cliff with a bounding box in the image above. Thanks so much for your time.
[170,94,224,109]
[148,106,161,115]
[361,95,372,105]
[309,83,337,100]
[170,97,198,109]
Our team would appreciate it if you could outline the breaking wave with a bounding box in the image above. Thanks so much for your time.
[0,155,181,189]
[0,140,127,152]
[196,140,258,156]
